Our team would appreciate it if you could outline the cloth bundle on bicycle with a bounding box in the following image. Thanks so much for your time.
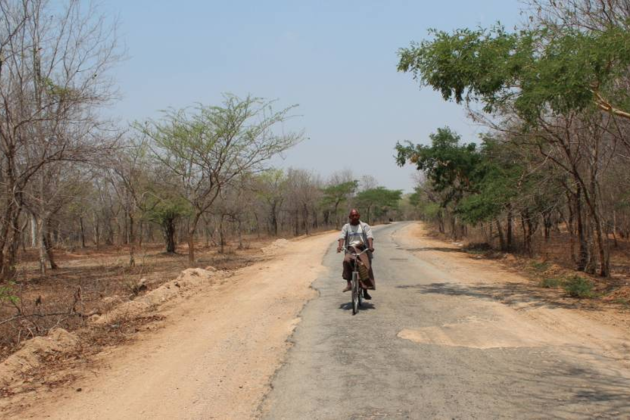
[357,260,370,281]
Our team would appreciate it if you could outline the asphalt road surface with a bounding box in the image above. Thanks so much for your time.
[261,222,630,420]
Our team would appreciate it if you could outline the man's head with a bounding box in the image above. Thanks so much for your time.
[348,209,360,225]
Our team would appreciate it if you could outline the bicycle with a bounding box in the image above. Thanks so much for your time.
[345,245,370,315]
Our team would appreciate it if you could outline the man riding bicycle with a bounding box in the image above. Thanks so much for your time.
[336,209,375,299]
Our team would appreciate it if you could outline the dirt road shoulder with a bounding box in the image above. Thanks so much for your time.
[2,232,337,420]
[395,223,630,370]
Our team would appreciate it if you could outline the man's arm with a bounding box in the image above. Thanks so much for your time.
[337,224,347,253]
[363,223,375,252]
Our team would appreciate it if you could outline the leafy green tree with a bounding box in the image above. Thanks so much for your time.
[396,127,483,208]
[406,184,444,228]
[144,197,192,253]
[397,24,630,121]
[321,180,359,229]
[355,187,402,224]
[397,128,527,246]
[397,20,627,275]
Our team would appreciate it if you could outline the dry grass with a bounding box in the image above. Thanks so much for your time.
[430,225,630,307]
[0,237,276,362]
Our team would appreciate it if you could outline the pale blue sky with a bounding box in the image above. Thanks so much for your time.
[103,0,524,192]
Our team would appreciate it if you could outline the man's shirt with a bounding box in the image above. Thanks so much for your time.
[339,222,373,246]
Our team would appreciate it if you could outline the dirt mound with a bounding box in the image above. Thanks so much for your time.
[603,285,630,302]
[262,239,290,254]
[0,267,225,390]
[0,328,79,387]
[91,268,225,326]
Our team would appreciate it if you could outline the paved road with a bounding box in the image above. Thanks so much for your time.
[261,222,630,419]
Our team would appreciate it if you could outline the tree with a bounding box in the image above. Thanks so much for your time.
[137,95,303,263]
[397,17,628,275]
[145,196,191,254]
[321,180,358,229]
[255,169,287,236]
[284,168,321,236]
[397,23,630,122]
[355,187,402,224]
[0,0,120,280]
[396,127,482,206]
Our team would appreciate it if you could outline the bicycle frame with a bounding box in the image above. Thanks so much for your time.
[345,245,369,315]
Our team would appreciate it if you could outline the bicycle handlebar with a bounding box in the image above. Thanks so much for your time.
[344,246,370,256]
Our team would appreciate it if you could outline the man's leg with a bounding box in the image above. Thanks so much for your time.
[342,254,353,292]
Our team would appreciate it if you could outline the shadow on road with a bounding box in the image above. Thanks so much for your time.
[498,346,630,418]
[404,247,465,253]
[338,301,376,311]
[396,282,599,311]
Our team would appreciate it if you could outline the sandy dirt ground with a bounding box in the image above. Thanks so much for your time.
[4,232,337,420]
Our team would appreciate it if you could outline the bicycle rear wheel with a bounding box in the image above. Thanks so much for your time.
[351,272,359,315]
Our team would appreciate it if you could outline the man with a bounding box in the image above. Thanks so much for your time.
[336,209,375,299]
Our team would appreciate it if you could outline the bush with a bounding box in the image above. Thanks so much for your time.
[0,282,19,304]
[530,261,550,273]
[562,275,594,298]
[540,277,561,288]
[465,243,493,255]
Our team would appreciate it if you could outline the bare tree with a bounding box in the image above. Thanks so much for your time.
[0,0,120,279]
[138,95,303,263]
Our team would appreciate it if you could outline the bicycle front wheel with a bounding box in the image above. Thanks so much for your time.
[351,272,359,315]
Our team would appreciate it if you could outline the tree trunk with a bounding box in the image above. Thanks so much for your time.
[495,218,506,251]
[254,212,261,238]
[270,202,279,236]
[79,216,86,249]
[31,213,38,248]
[37,217,47,276]
[506,205,514,252]
[565,193,576,263]
[93,211,100,249]
[589,204,610,277]
[521,211,534,256]
[187,212,203,263]
[128,214,135,267]
[105,218,114,246]
[0,207,13,280]
[163,218,176,253]
[612,209,619,248]
[521,214,528,254]
[302,204,309,235]
[138,220,144,248]
[6,211,22,277]
[219,216,225,254]
[44,219,58,270]
[543,211,552,243]
[237,219,243,250]
[575,186,590,272]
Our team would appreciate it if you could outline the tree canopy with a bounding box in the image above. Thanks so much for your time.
[397,24,630,121]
